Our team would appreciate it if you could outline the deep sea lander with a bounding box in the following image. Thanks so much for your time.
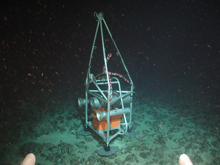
[78,12,136,156]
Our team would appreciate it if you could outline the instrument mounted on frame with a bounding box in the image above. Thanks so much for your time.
[78,12,136,156]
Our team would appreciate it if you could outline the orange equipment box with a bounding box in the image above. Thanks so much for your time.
[91,107,123,130]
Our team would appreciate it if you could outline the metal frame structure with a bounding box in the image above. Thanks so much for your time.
[78,12,135,156]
